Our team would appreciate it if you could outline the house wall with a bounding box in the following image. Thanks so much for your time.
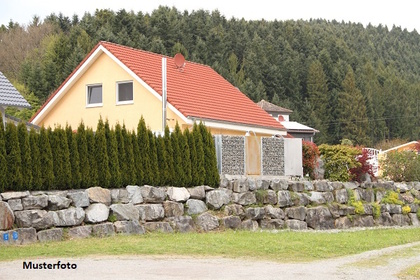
[38,53,184,132]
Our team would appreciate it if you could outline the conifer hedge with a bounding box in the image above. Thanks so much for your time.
[0,117,220,191]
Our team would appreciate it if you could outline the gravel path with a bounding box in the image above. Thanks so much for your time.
[1,241,420,280]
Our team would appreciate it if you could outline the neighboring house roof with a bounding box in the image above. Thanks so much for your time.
[382,141,420,154]
[0,71,31,109]
[256,99,293,114]
[30,41,284,132]
[280,121,319,133]
[5,113,39,130]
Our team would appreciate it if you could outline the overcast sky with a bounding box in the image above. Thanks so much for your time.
[1,0,420,32]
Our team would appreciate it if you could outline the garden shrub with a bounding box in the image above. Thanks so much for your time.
[349,148,375,182]
[380,150,420,182]
[319,144,361,182]
[302,140,319,179]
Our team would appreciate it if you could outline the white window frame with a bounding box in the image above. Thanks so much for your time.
[86,83,103,108]
[116,81,134,105]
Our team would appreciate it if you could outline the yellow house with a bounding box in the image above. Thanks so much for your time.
[30,41,286,137]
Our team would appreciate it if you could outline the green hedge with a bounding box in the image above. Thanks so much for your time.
[0,115,219,192]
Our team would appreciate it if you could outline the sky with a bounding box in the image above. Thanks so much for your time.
[1,0,420,32]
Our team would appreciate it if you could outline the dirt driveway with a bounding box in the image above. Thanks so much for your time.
[1,241,420,280]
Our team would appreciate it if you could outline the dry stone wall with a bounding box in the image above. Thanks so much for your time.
[1,178,420,245]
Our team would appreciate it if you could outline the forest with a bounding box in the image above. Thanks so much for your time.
[0,6,419,146]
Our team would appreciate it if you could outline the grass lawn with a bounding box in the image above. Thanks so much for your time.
[1,227,420,263]
[398,263,420,279]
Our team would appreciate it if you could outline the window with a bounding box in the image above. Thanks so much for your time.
[117,81,133,104]
[87,84,102,107]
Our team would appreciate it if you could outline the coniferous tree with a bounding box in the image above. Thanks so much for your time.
[156,135,169,186]
[51,126,71,189]
[164,126,175,185]
[66,124,81,189]
[192,122,205,185]
[5,122,23,190]
[181,128,192,186]
[0,116,6,192]
[171,123,184,186]
[96,119,111,188]
[185,128,198,186]
[104,120,121,187]
[29,128,41,190]
[198,122,219,187]
[77,122,90,188]
[122,124,136,185]
[148,130,160,185]
[17,122,32,189]
[132,130,143,185]
[137,117,151,184]
[115,123,127,186]
[86,127,97,186]
[38,126,54,189]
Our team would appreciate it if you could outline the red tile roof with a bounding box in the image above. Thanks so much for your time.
[31,41,284,131]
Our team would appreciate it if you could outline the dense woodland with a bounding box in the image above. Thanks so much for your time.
[1,6,419,146]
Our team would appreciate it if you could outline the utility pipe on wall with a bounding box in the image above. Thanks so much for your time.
[162,57,167,133]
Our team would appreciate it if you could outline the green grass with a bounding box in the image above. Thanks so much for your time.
[2,228,420,263]
[398,262,420,279]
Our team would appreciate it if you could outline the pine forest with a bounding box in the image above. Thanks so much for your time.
[1,6,419,146]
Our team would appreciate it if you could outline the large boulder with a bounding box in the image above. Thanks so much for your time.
[168,216,194,233]
[246,207,266,220]
[14,210,56,230]
[1,191,30,200]
[92,222,115,237]
[264,205,285,220]
[285,206,306,221]
[260,219,284,230]
[87,187,111,206]
[163,201,184,217]
[308,192,326,205]
[188,186,206,200]
[22,195,48,210]
[288,182,305,192]
[167,187,190,202]
[67,191,90,208]
[392,214,411,226]
[376,212,394,226]
[7,199,23,211]
[232,192,256,206]
[137,204,165,221]
[110,189,129,204]
[353,216,375,227]
[114,220,145,235]
[277,191,293,207]
[126,185,143,204]
[196,212,219,231]
[233,177,249,193]
[409,213,420,226]
[224,204,246,219]
[140,186,166,203]
[313,181,333,192]
[306,206,334,230]
[256,190,277,205]
[286,220,307,230]
[109,203,139,221]
[84,203,109,223]
[186,199,208,215]
[334,189,349,204]
[270,178,288,191]
[144,222,173,233]
[0,228,37,245]
[0,201,14,230]
[240,219,259,231]
[335,217,352,229]
[48,195,71,210]
[68,226,92,239]
[206,189,232,210]
[220,216,242,230]
[54,207,85,227]
[37,228,63,242]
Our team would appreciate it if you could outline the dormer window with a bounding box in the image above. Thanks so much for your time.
[117,81,133,105]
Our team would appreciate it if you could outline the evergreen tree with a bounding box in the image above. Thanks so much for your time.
[0,115,6,192]
[137,117,151,184]
[95,119,111,188]
[29,128,42,190]
[185,128,198,186]
[171,123,184,186]
[181,128,192,186]
[17,122,32,189]
[50,126,71,189]
[156,135,169,186]
[148,130,160,185]
[198,122,219,187]
[86,127,98,186]
[337,67,370,145]
[164,126,175,185]
[76,122,91,188]
[5,122,23,190]
[66,124,81,189]
[38,127,54,189]
[104,120,121,187]
[121,124,136,185]
[192,122,205,185]
[115,123,127,186]
[132,130,143,185]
